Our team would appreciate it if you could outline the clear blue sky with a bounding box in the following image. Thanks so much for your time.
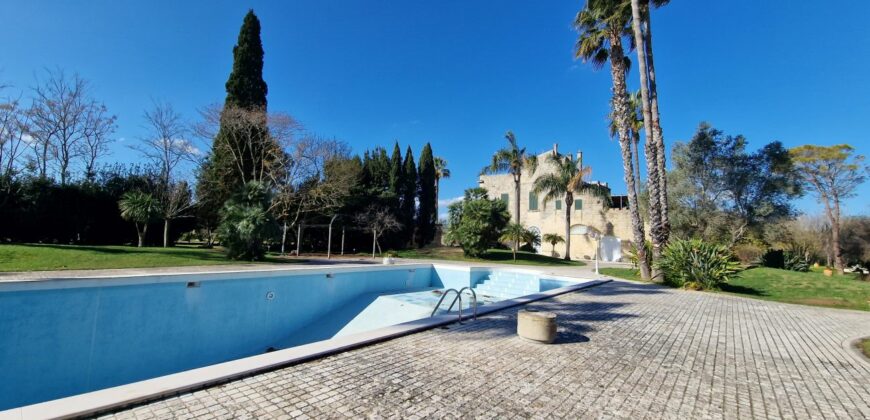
[2,0,868,216]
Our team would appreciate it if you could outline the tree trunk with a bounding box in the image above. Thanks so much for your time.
[435,179,440,222]
[564,195,572,260]
[629,0,660,282]
[641,1,670,241]
[163,219,170,248]
[609,30,652,282]
[632,130,642,197]
[372,229,377,258]
[820,194,844,274]
[281,221,288,255]
[513,175,521,224]
[136,223,147,248]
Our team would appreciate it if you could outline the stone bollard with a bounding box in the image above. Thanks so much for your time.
[517,310,557,344]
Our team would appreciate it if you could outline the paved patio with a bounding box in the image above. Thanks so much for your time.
[99,279,870,419]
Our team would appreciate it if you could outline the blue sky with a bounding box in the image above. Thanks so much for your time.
[2,0,868,216]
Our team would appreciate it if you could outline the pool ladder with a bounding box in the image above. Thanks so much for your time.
[430,287,477,322]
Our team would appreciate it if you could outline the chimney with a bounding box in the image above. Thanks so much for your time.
[552,143,558,156]
[577,151,583,170]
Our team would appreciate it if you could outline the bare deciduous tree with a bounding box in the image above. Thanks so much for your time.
[28,69,91,184]
[0,92,29,179]
[271,135,355,255]
[196,104,293,185]
[355,205,402,258]
[136,101,198,247]
[80,103,117,181]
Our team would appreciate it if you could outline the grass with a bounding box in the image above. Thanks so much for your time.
[394,246,585,267]
[858,338,870,359]
[600,266,870,312]
[0,243,298,272]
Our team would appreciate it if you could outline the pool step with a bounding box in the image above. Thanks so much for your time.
[473,274,539,299]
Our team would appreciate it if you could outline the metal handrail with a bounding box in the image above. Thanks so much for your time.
[430,287,478,323]
[430,288,460,318]
[447,287,478,321]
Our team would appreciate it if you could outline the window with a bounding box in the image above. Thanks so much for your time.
[574,199,582,210]
[528,192,538,211]
[555,200,562,210]
[501,193,509,204]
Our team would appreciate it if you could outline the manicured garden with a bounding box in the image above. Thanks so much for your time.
[0,244,296,272]
[600,266,870,312]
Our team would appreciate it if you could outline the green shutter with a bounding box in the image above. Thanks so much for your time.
[575,199,582,210]
[501,193,509,204]
[529,192,538,211]
[555,200,562,210]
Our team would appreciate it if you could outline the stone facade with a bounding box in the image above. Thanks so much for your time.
[478,147,634,261]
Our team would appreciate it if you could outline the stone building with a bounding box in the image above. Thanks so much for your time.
[478,145,633,262]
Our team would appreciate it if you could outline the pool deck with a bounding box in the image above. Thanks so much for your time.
[87,269,870,419]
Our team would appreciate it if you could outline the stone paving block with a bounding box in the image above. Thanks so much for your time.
[96,281,870,419]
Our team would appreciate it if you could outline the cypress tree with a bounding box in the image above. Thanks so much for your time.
[416,143,436,247]
[198,9,272,210]
[400,146,417,246]
[389,142,403,197]
[224,11,268,109]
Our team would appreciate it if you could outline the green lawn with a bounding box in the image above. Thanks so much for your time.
[0,243,297,272]
[600,266,870,312]
[394,247,585,267]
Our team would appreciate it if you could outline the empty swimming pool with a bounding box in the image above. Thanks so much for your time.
[0,263,583,410]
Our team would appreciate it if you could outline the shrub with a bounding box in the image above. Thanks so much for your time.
[657,239,741,290]
[783,245,810,272]
[443,188,509,257]
[628,240,652,271]
[218,181,277,260]
[733,243,765,265]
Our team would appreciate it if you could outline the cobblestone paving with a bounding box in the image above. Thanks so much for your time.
[100,281,870,419]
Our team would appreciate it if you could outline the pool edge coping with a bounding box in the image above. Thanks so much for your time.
[0,274,610,420]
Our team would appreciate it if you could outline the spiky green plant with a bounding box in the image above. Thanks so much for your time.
[657,239,741,290]
[118,190,159,247]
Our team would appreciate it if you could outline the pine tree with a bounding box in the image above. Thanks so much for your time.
[198,9,273,210]
[400,146,417,246]
[416,143,436,247]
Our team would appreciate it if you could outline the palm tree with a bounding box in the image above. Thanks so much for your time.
[500,222,527,261]
[628,0,670,281]
[610,90,644,198]
[542,233,565,257]
[631,0,671,240]
[118,190,159,247]
[434,157,450,221]
[482,131,538,225]
[532,153,609,260]
[575,0,652,279]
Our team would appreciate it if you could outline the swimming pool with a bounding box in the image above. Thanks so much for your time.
[0,264,585,411]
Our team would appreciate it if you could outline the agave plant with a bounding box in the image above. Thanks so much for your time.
[657,239,741,290]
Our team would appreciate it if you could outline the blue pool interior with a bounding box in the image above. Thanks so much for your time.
[0,265,578,410]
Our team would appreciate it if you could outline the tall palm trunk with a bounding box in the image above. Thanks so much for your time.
[608,32,651,281]
[513,174,521,224]
[629,0,663,282]
[641,1,670,241]
[632,129,642,198]
[564,194,573,260]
